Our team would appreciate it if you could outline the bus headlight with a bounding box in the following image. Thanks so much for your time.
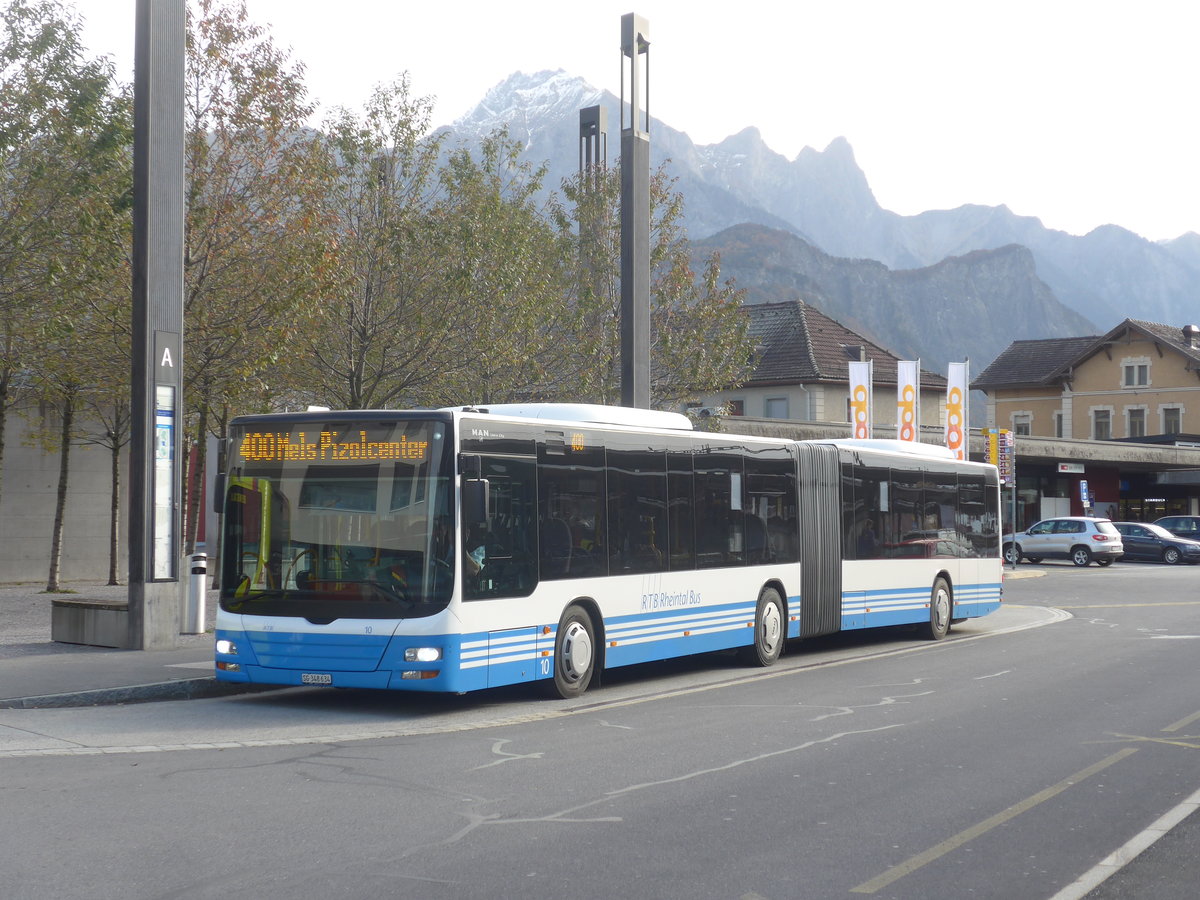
[216,639,238,655]
[404,647,442,662]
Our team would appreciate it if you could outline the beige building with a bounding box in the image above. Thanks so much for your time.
[973,321,1200,441]
[973,320,1200,523]
[693,300,947,431]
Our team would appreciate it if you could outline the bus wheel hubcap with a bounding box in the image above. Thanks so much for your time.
[934,590,950,629]
[562,622,593,681]
[761,602,781,654]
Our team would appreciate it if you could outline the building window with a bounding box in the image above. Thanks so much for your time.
[1012,413,1032,436]
[1127,408,1146,438]
[1093,409,1111,440]
[727,399,744,416]
[764,397,788,419]
[1053,411,1064,438]
[1163,407,1182,434]
[1122,361,1149,387]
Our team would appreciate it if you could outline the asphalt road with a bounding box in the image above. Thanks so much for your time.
[2,562,1198,899]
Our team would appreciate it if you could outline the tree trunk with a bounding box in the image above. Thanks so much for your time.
[46,398,74,593]
[107,434,121,585]
[185,402,209,555]
[0,369,10,511]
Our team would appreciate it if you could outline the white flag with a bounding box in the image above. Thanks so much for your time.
[848,360,873,439]
[945,361,969,460]
[897,360,920,442]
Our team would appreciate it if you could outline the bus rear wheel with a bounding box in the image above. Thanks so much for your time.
[547,604,596,699]
[924,577,952,641]
[742,587,785,667]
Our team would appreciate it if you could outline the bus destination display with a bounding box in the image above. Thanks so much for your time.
[239,430,429,463]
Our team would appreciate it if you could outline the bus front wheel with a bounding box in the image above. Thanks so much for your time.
[548,604,596,699]
[924,577,952,641]
[742,587,785,667]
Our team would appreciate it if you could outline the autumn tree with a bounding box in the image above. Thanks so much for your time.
[0,0,125,510]
[182,0,330,548]
[26,113,132,592]
[289,75,458,410]
[551,163,754,408]
[433,130,574,405]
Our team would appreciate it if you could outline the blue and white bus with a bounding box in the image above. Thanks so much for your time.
[215,404,1002,698]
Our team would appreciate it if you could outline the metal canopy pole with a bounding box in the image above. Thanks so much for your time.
[129,0,185,649]
[620,13,650,409]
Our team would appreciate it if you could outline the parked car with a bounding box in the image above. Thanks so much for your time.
[1113,521,1200,565]
[1003,516,1124,567]
[1152,515,1200,540]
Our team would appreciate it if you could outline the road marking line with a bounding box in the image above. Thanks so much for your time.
[850,748,1139,894]
[1056,601,1200,608]
[1163,710,1200,733]
[1045,785,1200,900]
[0,606,1068,759]
[1106,732,1200,750]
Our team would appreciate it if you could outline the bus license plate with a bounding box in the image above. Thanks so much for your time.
[301,673,332,685]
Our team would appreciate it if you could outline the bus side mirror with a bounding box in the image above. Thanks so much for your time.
[459,454,489,525]
[213,439,228,513]
[463,478,490,526]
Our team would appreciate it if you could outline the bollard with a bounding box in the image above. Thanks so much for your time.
[184,552,207,634]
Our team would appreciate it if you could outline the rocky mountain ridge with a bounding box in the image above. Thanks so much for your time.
[441,70,1200,373]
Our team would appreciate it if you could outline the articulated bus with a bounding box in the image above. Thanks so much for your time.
[215,404,1002,698]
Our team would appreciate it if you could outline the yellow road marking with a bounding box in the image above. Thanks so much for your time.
[850,748,1139,894]
[1163,710,1200,733]
[1106,732,1200,750]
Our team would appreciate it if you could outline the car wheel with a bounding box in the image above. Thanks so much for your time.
[1003,542,1022,565]
[1163,547,1182,565]
[1071,546,1093,567]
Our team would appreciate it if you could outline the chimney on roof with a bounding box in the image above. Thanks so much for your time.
[859,345,867,362]
[1184,324,1200,349]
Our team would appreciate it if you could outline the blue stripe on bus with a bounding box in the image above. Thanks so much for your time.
[216,583,1002,692]
[840,581,1002,628]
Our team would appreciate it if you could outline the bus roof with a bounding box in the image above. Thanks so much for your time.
[820,439,959,460]
[443,403,694,431]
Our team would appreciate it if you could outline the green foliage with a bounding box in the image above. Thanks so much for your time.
[552,164,754,408]
[433,130,574,405]
[286,75,457,410]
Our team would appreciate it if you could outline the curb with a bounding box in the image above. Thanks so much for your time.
[0,678,281,710]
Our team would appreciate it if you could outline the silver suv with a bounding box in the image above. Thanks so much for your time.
[1003,517,1124,567]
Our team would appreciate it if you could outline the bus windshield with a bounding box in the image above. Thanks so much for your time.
[220,418,453,621]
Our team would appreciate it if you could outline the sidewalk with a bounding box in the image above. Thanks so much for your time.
[0,580,252,709]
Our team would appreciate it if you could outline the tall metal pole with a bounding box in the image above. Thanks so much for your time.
[579,105,607,179]
[620,13,650,409]
[129,0,185,649]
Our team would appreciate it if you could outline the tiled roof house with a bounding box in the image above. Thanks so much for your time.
[695,300,947,426]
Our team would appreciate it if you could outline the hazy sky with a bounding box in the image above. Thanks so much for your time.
[74,0,1200,242]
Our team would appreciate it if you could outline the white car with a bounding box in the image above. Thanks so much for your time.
[1003,516,1124,567]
